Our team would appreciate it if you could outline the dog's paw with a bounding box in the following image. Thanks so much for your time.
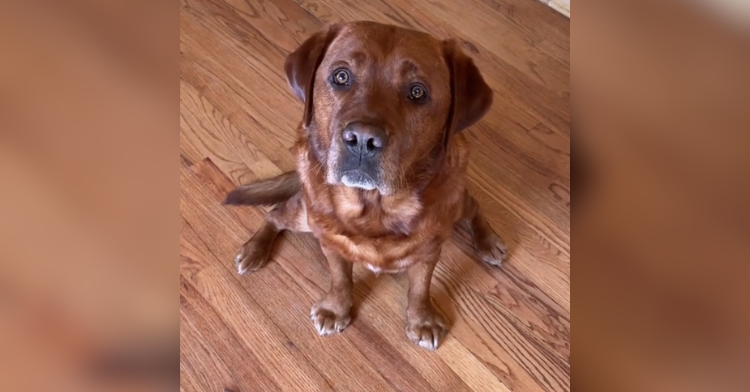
[406,311,448,351]
[474,232,507,267]
[310,303,351,336]
[234,240,270,275]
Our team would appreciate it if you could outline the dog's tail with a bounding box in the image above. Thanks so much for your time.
[223,171,301,206]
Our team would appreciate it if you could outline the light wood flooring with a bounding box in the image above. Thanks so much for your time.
[180,0,570,391]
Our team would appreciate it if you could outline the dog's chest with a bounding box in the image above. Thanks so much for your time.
[320,229,425,271]
[363,257,414,274]
[333,192,422,236]
[306,186,446,270]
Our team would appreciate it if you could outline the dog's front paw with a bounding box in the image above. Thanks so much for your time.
[234,239,271,275]
[406,309,448,351]
[310,303,351,336]
[474,232,507,267]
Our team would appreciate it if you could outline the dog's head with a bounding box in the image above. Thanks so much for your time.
[285,21,492,194]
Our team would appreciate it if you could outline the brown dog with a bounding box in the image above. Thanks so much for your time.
[224,21,507,350]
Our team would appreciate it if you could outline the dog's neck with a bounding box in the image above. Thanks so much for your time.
[332,185,423,237]
[296,140,426,236]
[405,139,450,195]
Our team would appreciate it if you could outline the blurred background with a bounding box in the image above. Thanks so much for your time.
[0,0,748,391]
[0,1,174,391]
[576,0,750,391]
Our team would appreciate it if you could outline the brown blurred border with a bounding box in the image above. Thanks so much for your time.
[1,0,749,391]
[0,0,176,391]
[576,0,750,391]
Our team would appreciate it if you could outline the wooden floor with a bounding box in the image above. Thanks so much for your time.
[179,0,569,391]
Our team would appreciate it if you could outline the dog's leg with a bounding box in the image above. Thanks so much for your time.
[461,190,507,266]
[310,247,353,336]
[235,193,307,274]
[405,254,447,350]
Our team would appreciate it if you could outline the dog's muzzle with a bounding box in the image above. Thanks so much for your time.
[339,122,387,190]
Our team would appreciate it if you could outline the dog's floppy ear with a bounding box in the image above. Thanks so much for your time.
[284,24,341,127]
[442,39,493,135]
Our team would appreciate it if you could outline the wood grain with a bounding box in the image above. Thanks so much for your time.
[180,0,570,391]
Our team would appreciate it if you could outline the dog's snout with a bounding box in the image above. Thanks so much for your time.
[343,123,387,157]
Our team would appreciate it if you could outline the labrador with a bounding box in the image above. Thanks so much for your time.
[224,21,507,350]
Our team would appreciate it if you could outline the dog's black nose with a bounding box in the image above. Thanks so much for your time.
[343,123,387,158]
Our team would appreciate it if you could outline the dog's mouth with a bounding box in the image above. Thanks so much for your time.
[340,169,378,190]
[336,141,383,191]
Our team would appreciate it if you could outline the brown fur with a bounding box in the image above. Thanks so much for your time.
[227,21,507,350]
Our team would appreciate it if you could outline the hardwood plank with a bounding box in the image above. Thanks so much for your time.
[180,1,570,391]
[350,260,518,392]
[414,0,569,95]
[474,121,570,186]
[180,278,281,391]
[180,79,281,183]
[479,0,570,60]
[485,267,571,362]
[467,121,570,252]
[449,226,570,362]
[180,3,299,168]
[467,185,569,275]
[190,266,335,391]
[181,218,210,281]
[294,0,570,137]
[182,214,334,391]
[470,162,570,256]
[222,0,325,51]
[192,158,476,392]
[179,133,205,168]
[181,161,400,391]
[431,243,569,392]
[438,338,513,392]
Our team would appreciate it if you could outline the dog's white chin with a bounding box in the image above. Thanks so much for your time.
[340,173,377,190]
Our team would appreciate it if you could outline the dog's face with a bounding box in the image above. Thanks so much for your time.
[285,21,492,194]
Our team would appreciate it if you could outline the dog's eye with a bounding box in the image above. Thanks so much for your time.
[408,84,427,101]
[331,69,350,86]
